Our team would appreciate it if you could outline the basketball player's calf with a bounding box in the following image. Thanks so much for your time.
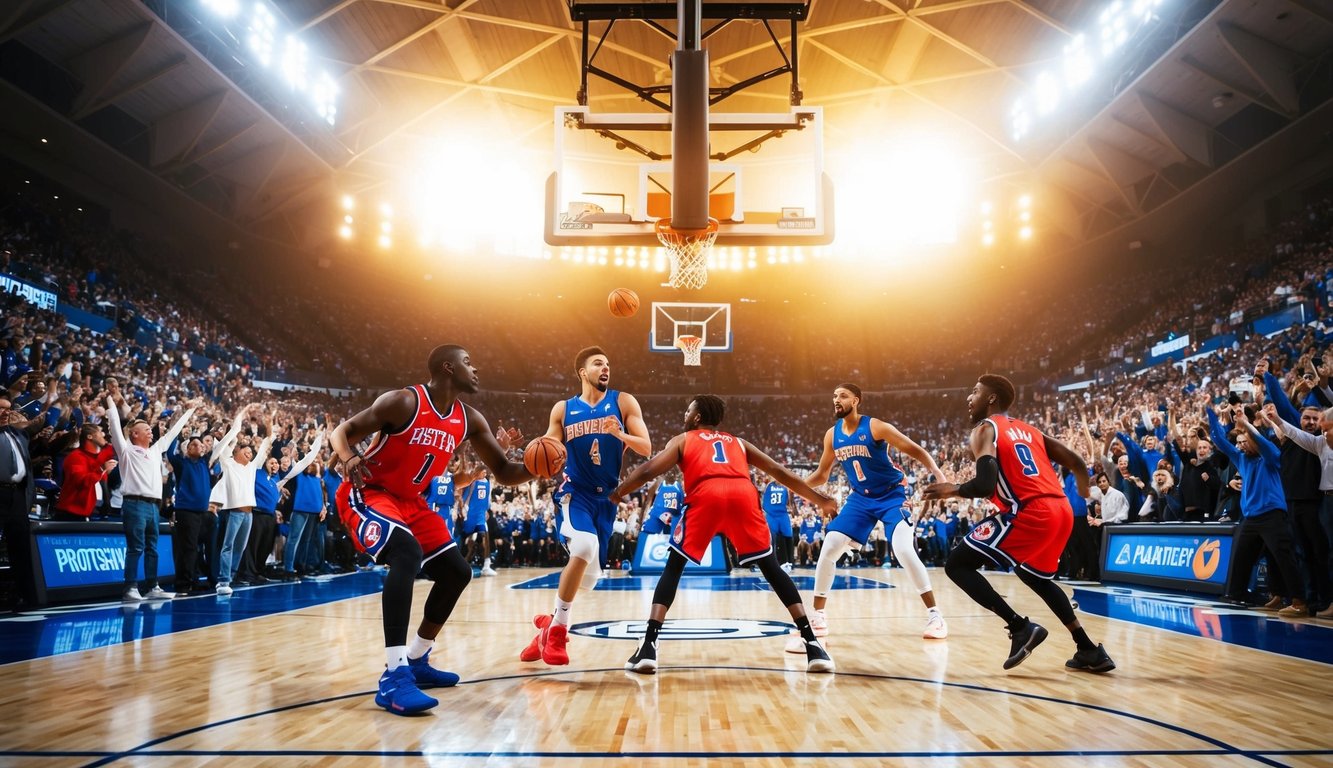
[945,545,1113,672]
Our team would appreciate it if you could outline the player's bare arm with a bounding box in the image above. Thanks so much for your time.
[329,388,416,488]
[610,392,652,457]
[742,439,836,517]
[610,433,684,503]
[872,418,946,480]
[543,400,567,441]
[805,428,836,487]
[923,421,996,500]
[462,403,534,486]
[1042,433,1091,498]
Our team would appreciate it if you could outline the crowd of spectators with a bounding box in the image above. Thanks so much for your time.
[1,176,1331,615]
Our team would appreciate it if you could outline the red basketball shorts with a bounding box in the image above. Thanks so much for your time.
[337,483,455,562]
[671,481,773,565]
[964,495,1072,578]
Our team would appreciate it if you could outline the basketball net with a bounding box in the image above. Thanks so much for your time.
[675,334,704,367]
[656,217,718,290]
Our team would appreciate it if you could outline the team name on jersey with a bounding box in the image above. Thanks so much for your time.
[834,444,872,461]
[408,427,458,452]
[697,431,735,443]
[1005,426,1034,444]
[565,416,619,441]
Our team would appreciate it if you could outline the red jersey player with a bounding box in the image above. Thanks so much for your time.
[923,374,1114,673]
[610,395,837,674]
[330,344,532,715]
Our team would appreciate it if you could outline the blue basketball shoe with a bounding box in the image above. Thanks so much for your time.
[375,666,439,715]
[408,649,461,688]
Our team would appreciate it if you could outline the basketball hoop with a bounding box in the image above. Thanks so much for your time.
[656,217,719,290]
[675,334,704,367]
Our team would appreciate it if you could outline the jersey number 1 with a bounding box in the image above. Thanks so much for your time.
[710,440,727,464]
[412,454,435,484]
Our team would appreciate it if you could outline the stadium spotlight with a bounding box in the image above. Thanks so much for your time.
[247,3,276,67]
[1034,72,1060,115]
[280,36,308,89]
[202,0,240,17]
[341,195,354,211]
[343,214,352,224]
[1019,226,1033,240]
[980,201,993,215]
[338,225,352,239]
[982,232,995,247]
[377,234,392,248]
[380,202,393,218]
[1019,194,1032,209]
[380,221,392,234]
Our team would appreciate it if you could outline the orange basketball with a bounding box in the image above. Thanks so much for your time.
[523,436,567,479]
[607,288,640,318]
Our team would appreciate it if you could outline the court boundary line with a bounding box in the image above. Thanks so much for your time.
[64,665,1307,768]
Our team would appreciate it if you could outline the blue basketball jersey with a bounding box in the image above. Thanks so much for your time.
[761,482,790,519]
[832,416,905,498]
[652,483,682,517]
[427,473,455,510]
[561,390,625,495]
[468,477,491,515]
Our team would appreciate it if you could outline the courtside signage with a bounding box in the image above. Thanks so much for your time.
[570,618,792,641]
[1104,532,1230,585]
[631,532,728,574]
[35,533,176,589]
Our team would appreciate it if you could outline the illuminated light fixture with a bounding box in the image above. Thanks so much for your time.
[982,232,995,247]
[280,36,308,89]
[614,257,624,267]
[747,261,757,269]
[40,138,48,144]
[597,256,607,265]
[983,220,993,231]
[980,201,993,215]
[1018,194,1032,209]
[202,0,241,17]
[1019,210,1031,222]
[378,234,392,248]
[343,214,353,224]
[380,202,393,218]
[380,222,392,234]
[1034,71,1060,115]
[766,255,776,264]
[1019,226,1033,240]
[247,2,276,67]
[338,225,352,239]
[341,195,354,211]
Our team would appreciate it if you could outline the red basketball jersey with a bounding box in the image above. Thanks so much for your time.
[679,429,750,492]
[984,413,1064,512]
[362,385,467,499]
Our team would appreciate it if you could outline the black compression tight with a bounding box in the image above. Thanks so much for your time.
[380,529,423,647]
[420,545,472,626]
[754,552,803,607]
[945,544,1019,624]
[652,550,688,608]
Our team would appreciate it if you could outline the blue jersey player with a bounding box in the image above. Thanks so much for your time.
[761,479,795,570]
[641,472,683,535]
[520,346,651,666]
[786,383,949,654]
[462,473,495,576]
[426,472,456,533]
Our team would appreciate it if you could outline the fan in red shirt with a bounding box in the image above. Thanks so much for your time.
[924,374,1115,674]
[610,394,837,675]
[53,424,116,521]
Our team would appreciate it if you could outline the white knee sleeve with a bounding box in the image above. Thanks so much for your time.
[891,519,932,595]
[564,527,602,589]
[813,531,854,598]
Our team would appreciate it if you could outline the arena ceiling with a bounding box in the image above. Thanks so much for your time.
[1,0,1330,251]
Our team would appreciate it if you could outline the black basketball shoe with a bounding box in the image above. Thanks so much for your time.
[1003,621,1048,670]
[1065,644,1116,673]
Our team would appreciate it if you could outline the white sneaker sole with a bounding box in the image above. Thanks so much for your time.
[625,659,658,674]
[923,621,949,639]
[807,657,835,673]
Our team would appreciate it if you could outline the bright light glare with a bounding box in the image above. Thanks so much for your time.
[1063,34,1094,89]
[202,0,240,17]
[378,234,392,248]
[832,139,972,250]
[338,225,352,239]
[409,136,544,256]
[1019,226,1033,240]
[280,36,308,89]
[247,3,276,66]
[1034,71,1060,115]
[982,232,995,247]
[1019,194,1032,209]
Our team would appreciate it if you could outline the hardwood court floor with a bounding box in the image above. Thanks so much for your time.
[1,566,1330,767]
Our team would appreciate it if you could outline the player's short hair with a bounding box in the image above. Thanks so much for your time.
[691,394,726,427]
[978,373,1016,411]
[427,344,465,376]
[574,346,607,373]
[837,382,862,401]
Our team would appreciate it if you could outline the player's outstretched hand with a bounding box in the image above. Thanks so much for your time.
[922,482,960,501]
[814,495,837,517]
[495,426,524,452]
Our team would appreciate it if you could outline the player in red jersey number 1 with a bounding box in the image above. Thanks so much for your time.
[923,374,1114,674]
[610,395,838,674]
[330,344,533,715]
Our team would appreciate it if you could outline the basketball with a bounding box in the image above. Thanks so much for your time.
[607,288,640,318]
[523,436,567,478]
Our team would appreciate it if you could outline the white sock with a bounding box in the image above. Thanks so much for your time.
[553,597,573,626]
[407,634,434,661]
[386,645,408,671]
